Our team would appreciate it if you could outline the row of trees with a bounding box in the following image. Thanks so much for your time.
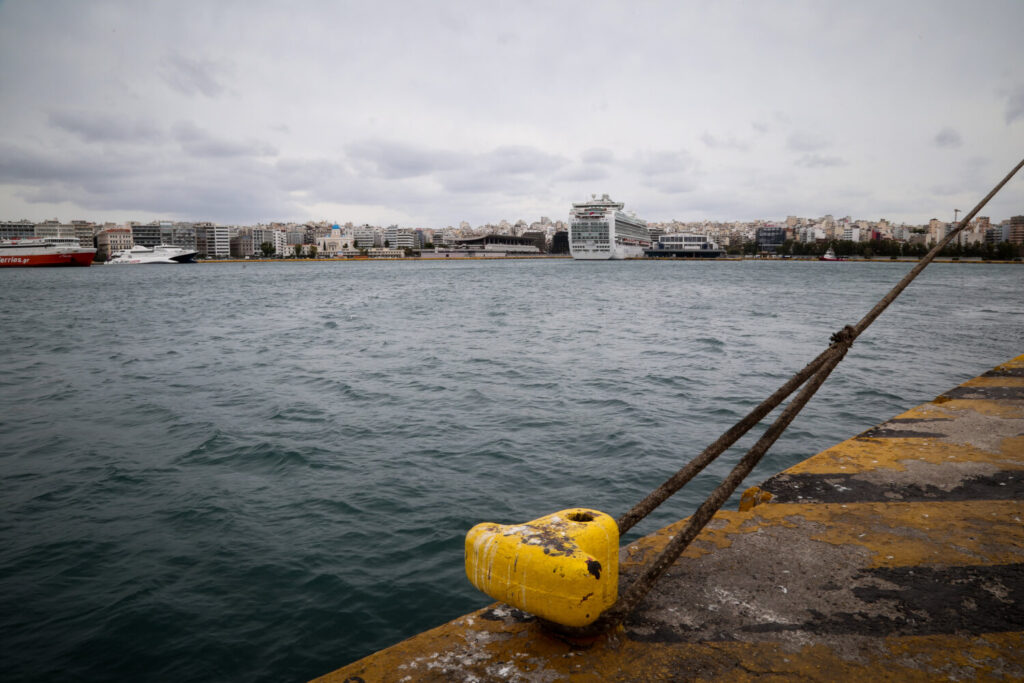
[259,242,319,258]
[727,239,1021,260]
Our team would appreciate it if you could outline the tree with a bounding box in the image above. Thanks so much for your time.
[293,244,303,258]
[260,241,275,258]
[384,239,390,248]
[308,245,318,259]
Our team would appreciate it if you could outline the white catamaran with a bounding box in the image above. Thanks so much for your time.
[569,194,651,260]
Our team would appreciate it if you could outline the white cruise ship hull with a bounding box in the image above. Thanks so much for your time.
[570,244,647,260]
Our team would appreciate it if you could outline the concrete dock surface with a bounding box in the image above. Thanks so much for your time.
[316,354,1024,681]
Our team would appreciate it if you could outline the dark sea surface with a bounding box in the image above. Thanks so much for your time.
[1,258,1021,681]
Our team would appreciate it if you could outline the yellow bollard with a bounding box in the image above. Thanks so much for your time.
[465,508,618,627]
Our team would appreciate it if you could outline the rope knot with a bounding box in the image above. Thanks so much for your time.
[829,325,856,348]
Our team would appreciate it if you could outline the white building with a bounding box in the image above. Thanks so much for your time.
[384,226,416,250]
[196,222,230,258]
[352,226,379,249]
[252,229,287,256]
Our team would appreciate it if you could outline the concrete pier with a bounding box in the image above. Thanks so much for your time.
[316,354,1024,681]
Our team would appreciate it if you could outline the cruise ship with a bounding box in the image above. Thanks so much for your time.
[569,194,651,260]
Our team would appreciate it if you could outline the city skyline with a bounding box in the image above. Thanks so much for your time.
[1,1,1023,228]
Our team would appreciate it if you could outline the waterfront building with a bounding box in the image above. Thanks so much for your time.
[251,229,286,256]
[436,234,541,257]
[96,228,134,260]
[550,231,569,254]
[34,219,76,240]
[1010,215,1024,245]
[0,219,36,240]
[316,226,346,257]
[986,225,1011,244]
[520,230,547,253]
[755,226,785,253]
[132,222,163,248]
[645,233,724,258]
[167,224,197,250]
[195,222,230,258]
[69,220,96,248]
[384,226,416,250]
[352,226,379,249]
[367,247,404,259]
[229,233,255,258]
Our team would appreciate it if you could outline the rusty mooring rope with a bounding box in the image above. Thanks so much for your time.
[547,157,1024,638]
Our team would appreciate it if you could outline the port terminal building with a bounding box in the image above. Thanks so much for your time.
[644,233,724,258]
[431,234,541,258]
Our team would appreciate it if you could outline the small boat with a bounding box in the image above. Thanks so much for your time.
[819,247,846,261]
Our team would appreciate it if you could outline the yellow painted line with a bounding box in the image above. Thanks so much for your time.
[961,376,1024,388]
[929,398,1024,418]
[783,436,1023,475]
[624,501,1024,570]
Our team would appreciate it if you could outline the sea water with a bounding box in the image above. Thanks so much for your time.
[1,259,1021,681]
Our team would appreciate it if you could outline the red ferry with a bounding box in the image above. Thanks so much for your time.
[0,237,96,267]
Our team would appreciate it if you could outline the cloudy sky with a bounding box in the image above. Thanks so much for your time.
[1,0,1022,227]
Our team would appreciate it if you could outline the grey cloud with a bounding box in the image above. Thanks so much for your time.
[787,131,829,152]
[634,150,698,194]
[580,148,614,164]
[49,111,164,144]
[275,158,350,192]
[701,132,749,151]
[479,146,566,175]
[172,122,277,158]
[0,142,134,185]
[795,154,847,168]
[347,139,465,179]
[0,140,295,222]
[933,127,962,148]
[162,54,229,98]
[558,166,609,182]
[636,150,695,177]
[345,141,567,194]
[1005,84,1024,124]
[436,146,566,195]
